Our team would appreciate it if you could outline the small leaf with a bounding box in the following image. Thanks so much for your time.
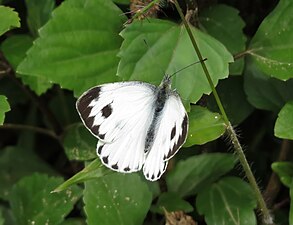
[272,162,293,188]
[1,35,52,95]
[166,153,236,197]
[196,177,257,225]
[185,106,226,146]
[118,19,233,110]
[244,59,293,112]
[0,95,10,125]
[0,6,20,36]
[274,101,293,140]
[25,0,55,37]
[249,0,293,80]
[18,0,127,96]
[84,173,152,225]
[151,192,193,214]
[10,173,82,225]
[53,159,111,192]
[207,76,254,125]
[199,4,246,75]
[63,124,97,161]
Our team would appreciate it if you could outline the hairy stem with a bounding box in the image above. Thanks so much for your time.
[172,0,274,224]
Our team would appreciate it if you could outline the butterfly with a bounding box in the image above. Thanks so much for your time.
[76,74,188,181]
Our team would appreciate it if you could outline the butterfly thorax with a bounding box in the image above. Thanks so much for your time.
[144,75,172,153]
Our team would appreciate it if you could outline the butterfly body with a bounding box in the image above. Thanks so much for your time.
[76,74,188,181]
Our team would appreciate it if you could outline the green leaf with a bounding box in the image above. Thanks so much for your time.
[84,173,152,225]
[0,95,10,125]
[196,177,257,225]
[112,0,129,4]
[25,0,55,37]
[272,162,293,188]
[18,0,127,97]
[249,0,293,80]
[275,101,293,140]
[185,106,226,146]
[166,153,236,197]
[0,6,20,36]
[63,123,97,161]
[0,146,56,200]
[207,76,254,124]
[244,59,293,112]
[118,19,233,110]
[199,4,246,75]
[0,209,4,225]
[53,159,111,192]
[1,35,52,95]
[151,192,193,214]
[10,173,82,225]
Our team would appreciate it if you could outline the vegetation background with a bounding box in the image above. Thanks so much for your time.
[0,0,292,224]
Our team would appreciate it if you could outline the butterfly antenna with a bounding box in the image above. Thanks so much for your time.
[169,58,207,78]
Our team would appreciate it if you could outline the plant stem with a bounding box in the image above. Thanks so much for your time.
[172,0,273,224]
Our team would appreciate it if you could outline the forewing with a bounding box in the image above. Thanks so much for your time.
[143,93,188,181]
[76,81,156,173]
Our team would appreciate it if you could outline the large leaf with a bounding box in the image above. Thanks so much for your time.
[274,101,293,140]
[244,59,293,112]
[166,153,236,197]
[25,0,55,37]
[0,147,56,200]
[272,162,293,188]
[207,76,254,124]
[62,123,97,161]
[196,177,257,225]
[10,173,82,225]
[1,35,52,95]
[84,173,152,225]
[18,0,127,96]
[118,19,233,110]
[199,4,246,75]
[0,95,10,125]
[248,0,293,80]
[0,6,20,36]
[185,106,226,146]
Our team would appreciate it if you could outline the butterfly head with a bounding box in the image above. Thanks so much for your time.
[160,74,172,90]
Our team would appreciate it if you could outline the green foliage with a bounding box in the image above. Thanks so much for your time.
[0,0,292,224]
[196,177,257,225]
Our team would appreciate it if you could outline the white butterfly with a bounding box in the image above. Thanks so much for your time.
[76,75,188,181]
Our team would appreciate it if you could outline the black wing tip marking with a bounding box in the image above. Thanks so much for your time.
[164,114,188,160]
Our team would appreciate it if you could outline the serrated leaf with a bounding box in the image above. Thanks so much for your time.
[196,177,257,225]
[53,159,111,192]
[1,35,52,95]
[63,124,96,161]
[274,101,293,139]
[166,153,236,197]
[199,4,246,75]
[0,146,56,200]
[0,95,10,125]
[0,6,20,36]
[249,0,293,80]
[10,173,82,225]
[18,0,127,97]
[151,192,193,214]
[185,106,226,146]
[84,173,152,225]
[272,162,293,188]
[207,76,254,124]
[244,59,293,112]
[118,19,233,110]
[25,0,55,37]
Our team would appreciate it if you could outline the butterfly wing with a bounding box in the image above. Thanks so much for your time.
[143,93,188,181]
[76,82,156,172]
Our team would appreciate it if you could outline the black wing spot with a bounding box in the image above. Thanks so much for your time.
[102,156,109,164]
[111,164,118,170]
[99,133,105,140]
[97,144,103,154]
[101,104,112,118]
[170,125,176,140]
[124,167,130,172]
